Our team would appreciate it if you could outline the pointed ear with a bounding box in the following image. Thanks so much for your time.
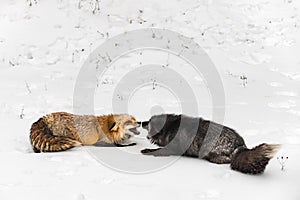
[109,122,119,132]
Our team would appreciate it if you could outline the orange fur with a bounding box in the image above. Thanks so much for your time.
[29,112,139,152]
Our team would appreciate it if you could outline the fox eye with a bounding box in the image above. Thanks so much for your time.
[125,120,132,124]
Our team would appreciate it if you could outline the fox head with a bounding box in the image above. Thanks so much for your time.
[108,115,141,141]
[141,114,178,147]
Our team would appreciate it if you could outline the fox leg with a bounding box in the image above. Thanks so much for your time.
[115,136,136,147]
[76,130,99,145]
[204,153,231,164]
[141,148,177,156]
[114,143,136,147]
[94,142,136,147]
[141,148,161,154]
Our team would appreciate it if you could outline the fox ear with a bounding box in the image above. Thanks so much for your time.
[109,122,119,132]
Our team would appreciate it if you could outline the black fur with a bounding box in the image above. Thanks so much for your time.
[114,143,136,147]
[141,114,280,174]
[94,142,136,147]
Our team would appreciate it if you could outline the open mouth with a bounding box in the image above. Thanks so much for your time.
[129,127,140,135]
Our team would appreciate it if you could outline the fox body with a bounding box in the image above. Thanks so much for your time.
[141,114,280,175]
[30,112,140,153]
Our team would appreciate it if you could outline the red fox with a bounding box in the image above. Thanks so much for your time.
[29,112,140,153]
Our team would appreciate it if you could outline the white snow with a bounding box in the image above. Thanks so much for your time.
[0,0,300,200]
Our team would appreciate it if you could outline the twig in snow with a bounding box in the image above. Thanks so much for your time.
[92,0,100,14]
[240,75,248,88]
[78,0,83,9]
[25,81,32,94]
[78,0,100,14]
[117,94,123,100]
[151,79,157,90]
[72,52,75,63]
[139,51,143,65]
[27,0,37,6]
[97,31,105,38]
[162,54,170,68]
[277,156,288,171]
[105,52,112,62]
[9,60,16,67]
[20,107,25,119]
[72,49,85,63]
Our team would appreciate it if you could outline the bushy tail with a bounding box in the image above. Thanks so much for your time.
[29,118,81,153]
[230,143,281,174]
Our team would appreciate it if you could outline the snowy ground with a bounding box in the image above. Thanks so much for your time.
[0,0,300,199]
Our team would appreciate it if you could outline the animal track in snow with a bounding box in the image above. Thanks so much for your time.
[195,190,220,200]
[75,194,86,200]
[244,129,260,136]
[268,100,296,109]
[288,110,300,116]
[268,82,283,87]
[92,177,115,185]
[275,91,298,97]
[237,51,272,65]
[0,36,5,43]
[280,72,300,81]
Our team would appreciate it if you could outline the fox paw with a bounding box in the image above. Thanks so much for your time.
[141,148,156,154]
[126,143,136,147]
[114,143,136,147]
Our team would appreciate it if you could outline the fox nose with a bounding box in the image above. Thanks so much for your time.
[137,121,141,126]
[141,121,149,129]
[146,136,150,139]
